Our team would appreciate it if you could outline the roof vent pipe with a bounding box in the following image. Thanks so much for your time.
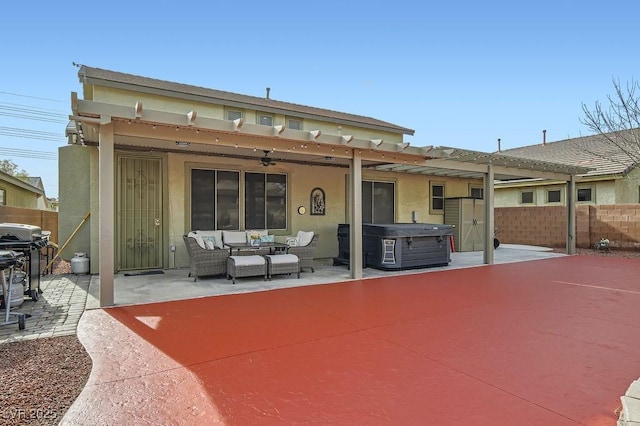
[266,87,271,99]
[543,129,547,145]
[497,138,501,152]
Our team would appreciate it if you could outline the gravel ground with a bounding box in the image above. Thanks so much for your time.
[0,335,91,425]
[0,250,638,425]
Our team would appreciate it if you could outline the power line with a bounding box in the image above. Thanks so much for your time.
[0,91,65,104]
[0,102,67,124]
[0,126,65,142]
[0,147,57,160]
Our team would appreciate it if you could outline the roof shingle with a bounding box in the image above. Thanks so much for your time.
[499,130,640,176]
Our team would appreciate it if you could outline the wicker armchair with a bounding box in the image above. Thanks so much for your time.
[287,234,319,272]
[183,235,229,281]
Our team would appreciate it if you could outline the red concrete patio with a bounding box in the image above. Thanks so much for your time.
[64,256,640,425]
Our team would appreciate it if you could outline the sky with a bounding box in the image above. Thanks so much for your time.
[1,0,639,199]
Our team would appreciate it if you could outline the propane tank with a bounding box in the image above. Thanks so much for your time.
[6,275,25,308]
[70,252,90,274]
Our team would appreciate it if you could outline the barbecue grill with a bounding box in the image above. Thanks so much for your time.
[0,223,50,301]
[0,250,27,329]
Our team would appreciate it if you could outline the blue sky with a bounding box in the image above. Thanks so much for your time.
[1,0,638,198]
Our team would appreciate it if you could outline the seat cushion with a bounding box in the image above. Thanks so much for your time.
[296,231,314,247]
[223,231,249,245]
[265,254,298,265]
[229,255,265,266]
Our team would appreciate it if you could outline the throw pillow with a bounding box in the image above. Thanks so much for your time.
[297,230,314,247]
[198,230,224,249]
[260,235,275,243]
[202,236,217,250]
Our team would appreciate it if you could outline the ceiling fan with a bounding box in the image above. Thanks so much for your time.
[260,150,276,166]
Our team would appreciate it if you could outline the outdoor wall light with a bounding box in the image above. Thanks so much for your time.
[232,118,244,131]
[134,101,143,119]
[341,135,353,144]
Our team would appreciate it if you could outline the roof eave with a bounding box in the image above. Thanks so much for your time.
[79,66,415,136]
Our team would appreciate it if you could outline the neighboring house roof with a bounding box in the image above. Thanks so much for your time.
[499,130,639,177]
[0,170,44,195]
[25,176,45,191]
[78,66,415,136]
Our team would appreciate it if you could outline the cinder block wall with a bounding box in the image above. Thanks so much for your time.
[495,204,640,249]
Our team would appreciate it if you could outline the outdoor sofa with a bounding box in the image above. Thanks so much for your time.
[183,230,318,281]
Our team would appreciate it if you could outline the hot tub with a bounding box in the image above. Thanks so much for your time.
[334,223,453,270]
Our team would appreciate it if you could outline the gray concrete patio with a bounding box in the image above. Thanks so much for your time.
[86,244,566,308]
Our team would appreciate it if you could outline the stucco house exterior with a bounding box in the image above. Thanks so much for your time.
[0,170,49,209]
[61,66,587,306]
[495,131,640,207]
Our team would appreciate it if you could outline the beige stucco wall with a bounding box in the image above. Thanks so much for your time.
[615,168,640,203]
[164,152,482,268]
[62,141,485,271]
[90,87,404,144]
[0,180,39,209]
[58,145,93,265]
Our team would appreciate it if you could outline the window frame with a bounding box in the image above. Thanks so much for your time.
[546,188,562,204]
[225,109,243,121]
[286,117,302,130]
[520,190,534,205]
[469,185,483,199]
[0,188,5,206]
[189,168,240,231]
[257,112,274,127]
[576,186,593,203]
[362,180,396,224]
[430,182,445,214]
[244,171,288,230]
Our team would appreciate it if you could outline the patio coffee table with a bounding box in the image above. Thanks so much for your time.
[225,242,288,256]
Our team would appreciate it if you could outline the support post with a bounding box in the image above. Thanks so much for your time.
[483,164,495,264]
[99,116,115,306]
[566,175,576,255]
[349,151,363,279]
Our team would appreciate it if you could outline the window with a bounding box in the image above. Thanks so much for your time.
[520,191,534,204]
[547,189,561,203]
[0,189,5,205]
[225,109,243,121]
[577,187,593,202]
[191,170,287,230]
[362,181,395,223]
[469,186,483,199]
[286,117,302,130]
[245,172,287,229]
[257,113,273,126]
[431,183,445,213]
[191,169,240,230]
